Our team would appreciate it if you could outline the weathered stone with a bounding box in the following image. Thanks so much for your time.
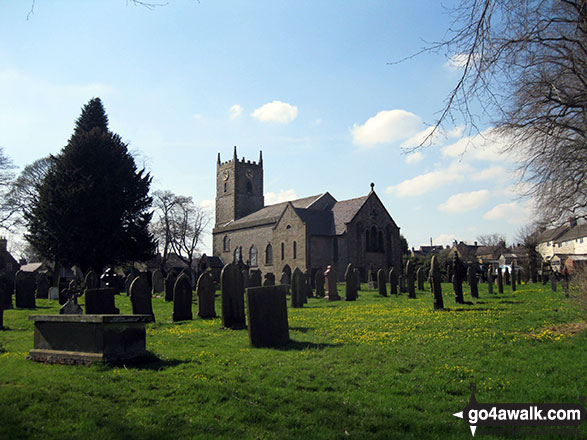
[57,276,70,305]
[196,270,216,319]
[242,269,250,290]
[367,267,378,289]
[220,263,246,329]
[430,255,444,310]
[164,273,176,302]
[468,264,479,299]
[550,275,557,292]
[291,268,305,308]
[377,268,387,297]
[48,287,59,300]
[511,262,517,292]
[84,269,99,290]
[130,277,155,322]
[345,263,358,301]
[416,267,424,291]
[353,268,361,295]
[304,270,313,299]
[152,269,164,294]
[59,281,82,315]
[15,270,36,309]
[246,285,290,348]
[35,274,50,299]
[497,267,504,294]
[262,272,275,286]
[279,271,290,295]
[172,273,193,322]
[452,254,464,304]
[504,267,511,285]
[314,270,325,297]
[85,288,119,314]
[248,269,262,288]
[324,265,340,301]
[399,274,407,293]
[388,267,398,295]
[487,266,494,294]
[406,260,415,299]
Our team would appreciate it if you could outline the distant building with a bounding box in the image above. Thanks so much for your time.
[0,237,20,281]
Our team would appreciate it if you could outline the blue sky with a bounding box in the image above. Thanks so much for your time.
[0,1,534,255]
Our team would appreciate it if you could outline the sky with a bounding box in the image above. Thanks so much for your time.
[0,1,535,256]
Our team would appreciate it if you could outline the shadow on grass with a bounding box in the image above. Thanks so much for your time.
[444,307,494,312]
[289,326,312,333]
[107,352,189,371]
[275,339,342,351]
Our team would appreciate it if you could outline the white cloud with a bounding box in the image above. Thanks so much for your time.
[438,189,490,213]
[405,151,425,164]
[201,199,214,212]
[483,201,532,224]
[471,166,507,181]
[193,113,202,120]
[444,53,471,71]
[251,100,298,123]
[432,233,457,246]
[229,104,243,120]
[386,170,464,197]
[442,127,509,161]
[352,109,421,147]
[265,189,298,205]
[401,125,464,149]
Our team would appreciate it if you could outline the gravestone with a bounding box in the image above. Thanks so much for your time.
[220,263,246,329]
[279,271,290,295]
[100,268,122,294]
[487,267,494,294]
[353,268,361,295]
[164,273,176,302]
[59,281,82,315]
[246,285,290,348]
[468,264,478,299]
[324,265,340,301]
[304,270,313,299]
[345,263,358,301]
[550,275,557,292]
[511,262,517,292]
[504,267,511,285]
[430,255,444,310]
[35,274,50,299]
[399,274,407,293]
[367,267,377,289]
[377,268,387,297]
[416,267,424,291]
[172,273,193,322]
[197,270,216,318]
[314,270,325,297]
[125,273,135,296]
[497,267,504,294]
[15,270,36,309]
[452,254,464,304]
[152,269,164,294]
[130,276,155,322]
[263,272,275,286]
[57,276,69,305]
[48,287,59,300]
[406,260,416,299]
[242,269,250,290]
[388,267,398,295]
[0,274,12,311]
[248,270,262,288]
[291,268,305,308]
[84,269,99,290]
[85,288,119,314]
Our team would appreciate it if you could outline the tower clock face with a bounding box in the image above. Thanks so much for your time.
[246,169,253,179]
[223,170,230,181]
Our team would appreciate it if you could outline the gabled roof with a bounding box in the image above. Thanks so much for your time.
[556,223,587,242]
[293,208,335,236]
[331,195,369,235]
[536,224,570,244]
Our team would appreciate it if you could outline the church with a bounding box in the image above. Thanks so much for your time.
[212,147,402,281]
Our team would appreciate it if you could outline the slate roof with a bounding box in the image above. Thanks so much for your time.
[293,208,335,236]
[536,224,570,244]
[556,223,587,242]
[331,196,369,235]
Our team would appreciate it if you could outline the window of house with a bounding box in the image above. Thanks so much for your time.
[250,245,257,266]
[293,241,297,259]
[223,236,230,252]
[265,244,273,265]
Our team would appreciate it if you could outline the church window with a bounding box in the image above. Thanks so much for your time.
[250,245,257,267]
[286,225,291,230]
[281,243,285,260]
[234,247,241,263]
[224,182,227,192]
[370,226,378,251]
[378,230,383,252]
[223,236,230,252]
[365,229,370,251]
[293,241,297,259]
[265,244,273,265]
[246,181,252,194]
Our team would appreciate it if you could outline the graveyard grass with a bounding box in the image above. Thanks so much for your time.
[0,283,585,440]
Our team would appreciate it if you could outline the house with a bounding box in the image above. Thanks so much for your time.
[0,237,20,282]
[564,255,587,274]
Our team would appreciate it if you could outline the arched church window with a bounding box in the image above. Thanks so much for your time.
[281,243,285,260]
[370,226,378,251]
[265,244,273,265]
[234,247,242,263]
[223,236,230,252]
[293,241,297,259]
[250,245,257,267]
[366,229,370,251]
[378,230,384,252]
[224,182,227,193]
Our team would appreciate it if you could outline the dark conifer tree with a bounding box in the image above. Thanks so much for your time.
[25,98,155,272]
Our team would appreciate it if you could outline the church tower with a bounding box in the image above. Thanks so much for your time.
[215,147,264,227]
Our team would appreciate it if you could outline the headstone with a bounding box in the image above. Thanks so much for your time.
[35,274,50,299]
[399,274,407,293]
[452,254,464,304]
[84,269,99,290]
[242,269,250,290]
[430,255,444,310]
[324,265,340,301]
[246,285,290,348]
[0,274,12,310]
[314,270,325,297]
[15,270,36,309]
[279,271,290,295]
[550,275,557,292]
[406,260,416,299]
[511,262,517,292]
[173,273,193,322]
[353,268,361,295]
[220,263,246,329]
[164,272,176,302]
[367,267,377,289]
[468,264,478,298]
[248,270,262,288]
[57,276,69,305]
[304,270,313,299]
[504,267,511,285]
[85,288,119,314]
[59,280,83,315]
[487,267,494,294]
[263,272,275,286]
[377,268,387,297]
[291,268,305,308]
[416,267,424,291]
[345,263,358,301]
[130,276,155,321]
[497,267,504,294]
[152,269,164,294]
[100,268,122,294]
[388,267,398,295]
[124,273,135,296]
[197,270,216,318]
[48,287,59,300]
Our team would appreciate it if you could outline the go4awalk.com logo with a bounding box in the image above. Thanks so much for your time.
[453,384,585,437]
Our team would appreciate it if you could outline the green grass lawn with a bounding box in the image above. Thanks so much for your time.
[0,282,585,440]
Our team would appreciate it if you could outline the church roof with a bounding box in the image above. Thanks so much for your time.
[332,196,369,235]
[293,208,335,236]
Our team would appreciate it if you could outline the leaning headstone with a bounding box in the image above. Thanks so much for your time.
[152,269,164,294]
[430,255,444,310]
[550,275,557,292]
[263,272,275,286]
[367,267,377,289]
[416,267,424,291]
[220,263,246,329]
[15,270,36,309]
[130,276,155,321]
[164,272,176,302]
[324,265,340,301]
[452,254,464,304]
[197,270,216,319]
[246,285,290,348]
[377,268,387,297]
[48,287,59,300]
[388,267,398,295]
[314,270,325,297]
[35,274,50,299]
[497,267,504,294]
[249,269,262,288]
[345,263,358,301]
[85,288,119,314]
[511,262,517,292]
[406,260,416,299]
[487,267,494,295]
[304,270,313,299]
[291,268,305,308]
[173,273,193,322]
[84,269,100,290]
[279,271,290,295]
[468,264,479,299]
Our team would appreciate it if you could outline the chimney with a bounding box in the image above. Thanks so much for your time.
[568,216,577,228]
[474,241,478,247]
[0,237,6,252]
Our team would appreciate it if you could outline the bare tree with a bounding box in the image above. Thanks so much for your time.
[515,224,542,282]
[476,233,507,257]
[0,147,16,230]
[405,0,586,225]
